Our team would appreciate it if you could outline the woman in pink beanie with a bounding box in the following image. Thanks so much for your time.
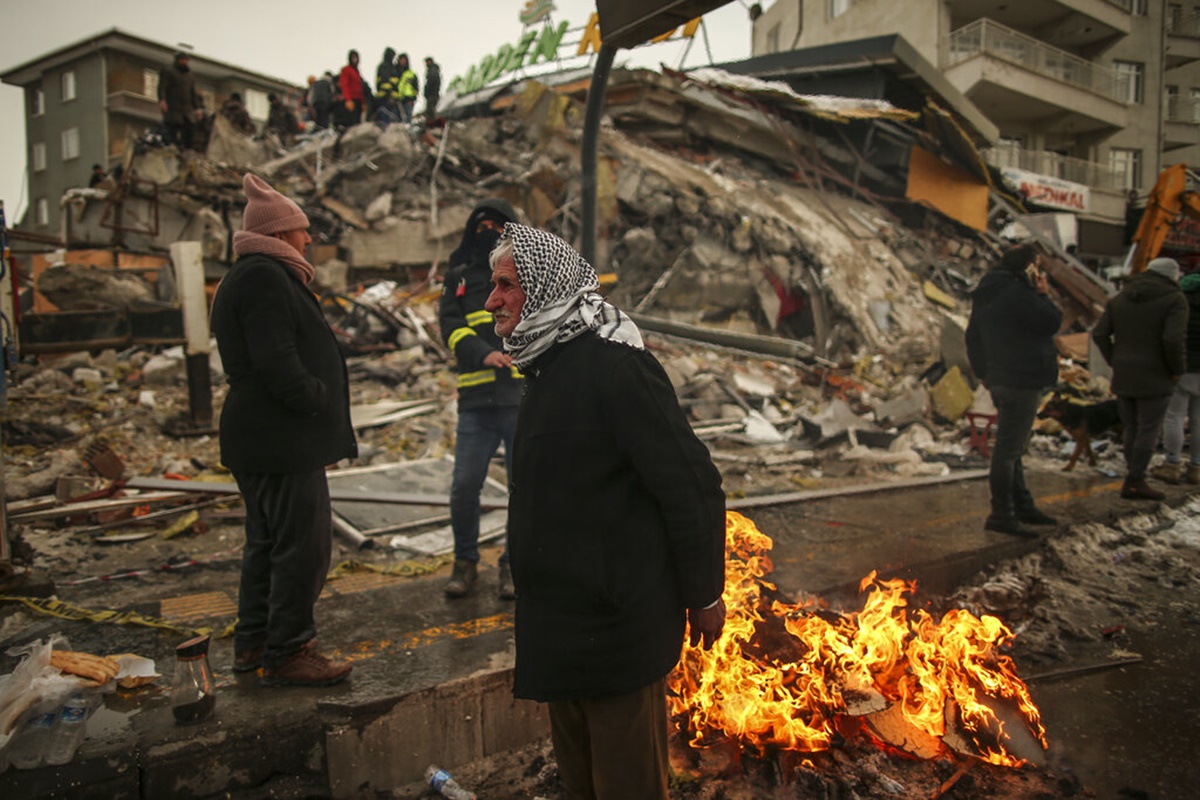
[210,173,357,687]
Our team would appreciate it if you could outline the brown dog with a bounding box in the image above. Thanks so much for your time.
[1037,393,1122,471]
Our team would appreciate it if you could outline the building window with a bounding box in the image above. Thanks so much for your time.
[830,0,850,18]
[1166,84,1180,119]
[766,23,781,54]
[36,198,49,227]
[1109,148,1142,190]
[61,70,76,102]
[61,127,80,161]
[1113,61,1143,104]
[1192,87,1200,122]
[31,87,44,116]
[142,68,159,99]
[32,142,46,172]
[1132,0,1148,15]
[1167,4,1181,30]
[244,89,269,122]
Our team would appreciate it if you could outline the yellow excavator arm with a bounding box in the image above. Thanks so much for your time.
[1130,163,1200,274]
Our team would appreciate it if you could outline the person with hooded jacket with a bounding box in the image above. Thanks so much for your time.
[395,53,419,123]
[1154,261,1200,485]
[1092,257,1188,500]
[374,47,400,123]
[337,50,365,127]
[966,243,1063,538]
[438,198,521,599]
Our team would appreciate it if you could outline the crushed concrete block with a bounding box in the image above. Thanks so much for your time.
[128,147,180,185]
[662,355,701,389]
[314,259,349,293]
[377,124,417,157]
[804,397,868,441]
[875,387,929,426]
[343,219,449,268]
[365,192,393,222]
[743,410,786,444]
[142,354,184,386]
[72,367,103,385]
[336,122,381,158]
[732,371,777,398]
[37,264,154,310]
[939,314,973,385]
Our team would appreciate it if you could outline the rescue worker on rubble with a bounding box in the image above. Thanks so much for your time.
[337,49,365,128]
[486,223,726,800]
[438,199,521,600]
[158,51,204,150]
[210,174,356,687]
[966,243,1062,538]
[220,92,257,136]
[374,47,401,125]
[1092,257,1188,500]
[395,52,419,124]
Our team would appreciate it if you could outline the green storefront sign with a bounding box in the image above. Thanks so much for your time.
[448,21,570,96]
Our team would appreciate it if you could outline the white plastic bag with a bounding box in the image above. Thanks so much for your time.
[0,634,85,750]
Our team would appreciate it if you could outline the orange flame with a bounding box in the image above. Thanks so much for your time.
[667,511,1047,767]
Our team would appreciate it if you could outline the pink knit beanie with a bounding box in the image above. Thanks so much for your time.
[241,173,308,234]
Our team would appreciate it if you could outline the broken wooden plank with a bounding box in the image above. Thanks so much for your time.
[122,476,509,509]
[9,491,195,523]
[321,196,368,229]
[725,469,988,510]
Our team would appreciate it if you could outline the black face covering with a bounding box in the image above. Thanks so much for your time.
[471,227,503,265]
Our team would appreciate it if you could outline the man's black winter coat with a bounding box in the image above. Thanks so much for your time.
[210,254,357,474]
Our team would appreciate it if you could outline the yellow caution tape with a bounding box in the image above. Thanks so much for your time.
[0,595,216,638]
[327,554,453,581]
[161,510,200,540]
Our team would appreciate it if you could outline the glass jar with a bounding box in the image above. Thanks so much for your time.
[171,635,216,725]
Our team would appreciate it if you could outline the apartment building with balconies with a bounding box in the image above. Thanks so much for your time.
[749,0,1200,257]
[1,29,301,234]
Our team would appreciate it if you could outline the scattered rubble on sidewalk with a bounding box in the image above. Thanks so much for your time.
[2,64,1150,797]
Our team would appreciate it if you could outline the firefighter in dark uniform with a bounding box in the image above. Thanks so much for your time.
[438,198,521,599]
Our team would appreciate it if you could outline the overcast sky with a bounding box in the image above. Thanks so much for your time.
[0,0,756,224]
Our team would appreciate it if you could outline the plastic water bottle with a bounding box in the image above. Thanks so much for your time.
[8,698,61,769]
[424,764,477,800]
[44,692,95,766]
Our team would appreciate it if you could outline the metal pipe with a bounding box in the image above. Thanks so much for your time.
[581,43,617,265]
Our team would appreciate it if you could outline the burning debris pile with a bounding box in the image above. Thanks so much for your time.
[669,513,1046,768]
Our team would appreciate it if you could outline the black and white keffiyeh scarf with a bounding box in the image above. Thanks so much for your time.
[501,223,644,370]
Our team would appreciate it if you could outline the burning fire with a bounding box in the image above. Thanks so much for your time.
[668,512,1047,767]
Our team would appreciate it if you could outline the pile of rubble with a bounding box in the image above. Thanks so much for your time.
[5,64,1129,560]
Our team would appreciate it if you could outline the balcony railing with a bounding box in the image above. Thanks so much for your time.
[983,146,1125,191]
[943,19,1129,104]
[1166,94,1200,123]
[1167,9,1200,37]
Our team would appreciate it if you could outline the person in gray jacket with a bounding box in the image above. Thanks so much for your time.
[1152,261,1200,484]
[1092,257,1188,500]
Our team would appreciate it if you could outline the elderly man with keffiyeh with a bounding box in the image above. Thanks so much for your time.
[485,223,727,800]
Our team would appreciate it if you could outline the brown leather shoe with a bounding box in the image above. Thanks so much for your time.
[1121,477,1166,501]
[233,646,263,673]
[444,559,477,598]
[262,642,352,687]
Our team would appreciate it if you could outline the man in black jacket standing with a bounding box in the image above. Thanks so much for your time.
[485,223,726,800]
[438,199,521,599]
[1092,257,1188,500]
[423,56,441,120]
[158,52,204,149]
[210,174,356,686]
[966,243,1063,538]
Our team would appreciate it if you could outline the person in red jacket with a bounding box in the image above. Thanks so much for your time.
[338,49,364,128]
